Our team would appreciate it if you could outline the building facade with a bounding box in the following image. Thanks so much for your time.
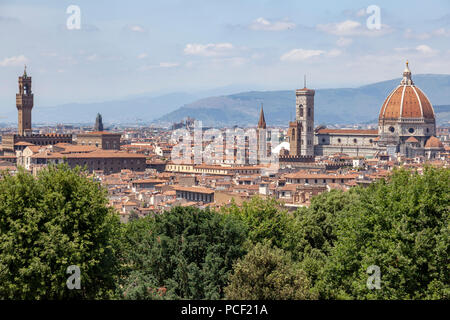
[76,132,121,150]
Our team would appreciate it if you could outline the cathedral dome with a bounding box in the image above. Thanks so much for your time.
[424,136,444,149]
[379,62,435,121]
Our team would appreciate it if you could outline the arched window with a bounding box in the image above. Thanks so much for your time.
[292,129,295,139]
[299,105,304,117]
[308,108,311,117]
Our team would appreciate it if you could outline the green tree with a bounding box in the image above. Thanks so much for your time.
[116,206,247,299]
[0,164,121,299]
[224,197,294,251]
[224,241,317,300]
[318,167,449,299]
[288,189,359,290]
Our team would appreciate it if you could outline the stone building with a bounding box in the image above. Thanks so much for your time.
[75,114,121,150]
[76,131,121,150]
[20,144,146,174]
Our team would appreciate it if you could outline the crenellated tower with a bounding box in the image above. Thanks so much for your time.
[16,66,33,136]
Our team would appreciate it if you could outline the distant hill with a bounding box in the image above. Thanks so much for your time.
[0,74,449,126]
[157,74,450,126]
[0,92,199,125]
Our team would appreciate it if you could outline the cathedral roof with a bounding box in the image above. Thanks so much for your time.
[405,136,419,143]
[379,62,435,121]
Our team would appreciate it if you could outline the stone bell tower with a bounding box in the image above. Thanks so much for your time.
[296,76,315,156]
[16,66,33,136]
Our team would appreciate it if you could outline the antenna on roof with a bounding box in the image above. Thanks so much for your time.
[304,74,306,88]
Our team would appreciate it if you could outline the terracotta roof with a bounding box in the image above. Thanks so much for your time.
[32,150,146,159]
[424,136,444,149]
[284,171,358,180]
[173,185,214,194]
[78,131,121,135]
[379,65,435,120]
[15,141,35,146]
[317,129,378,135]
[405,136,419,143]
[132,179,165,184]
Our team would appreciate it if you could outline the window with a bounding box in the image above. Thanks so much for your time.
[308,108,311,117]
[353,138,357,143]
[299,105,303,117]
[389,126,395,133]
[337,138,341,143]
[409,128,415,134]
[369,139,373,143]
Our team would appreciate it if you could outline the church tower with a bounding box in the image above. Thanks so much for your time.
[16,66,33,136]
[95,113,104,131]
[295,78,315,156]
[257,104,267,162]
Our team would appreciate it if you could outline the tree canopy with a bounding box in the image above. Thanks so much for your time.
[116,206,247,299]
[224,241,317,300]
[0,164,120,299]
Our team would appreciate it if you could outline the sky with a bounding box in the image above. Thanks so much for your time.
[0,0,450,109]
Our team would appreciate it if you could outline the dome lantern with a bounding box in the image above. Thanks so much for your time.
[401,60,413,85]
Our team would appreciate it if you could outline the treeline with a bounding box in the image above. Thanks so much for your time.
[0,164,448,299]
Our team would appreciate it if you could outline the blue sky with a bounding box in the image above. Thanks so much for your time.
[0,0,449,108]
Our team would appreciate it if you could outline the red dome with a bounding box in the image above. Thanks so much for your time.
[379,62,435,121]
[425,136,444,148]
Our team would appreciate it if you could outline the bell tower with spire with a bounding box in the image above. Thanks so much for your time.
[16,66,33,136]
[257,104,268,162]
[295,76,315,156]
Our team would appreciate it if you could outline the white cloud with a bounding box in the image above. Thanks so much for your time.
[432,28,450,37]
[416,45,438,55]
[404,28,450,40]
[125,25,146,33]
[249,17,295,31]
[336,37,353,47]
[159,62,179,68]
[0,55,29,67]
[140,62,179,70]
[395,45,439,56]
[137,53,148,59]
[404,28,431,40]
[280,49,325,61]
[317,20,391,37]
[184,43,234,57]
[327,49,342,57]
